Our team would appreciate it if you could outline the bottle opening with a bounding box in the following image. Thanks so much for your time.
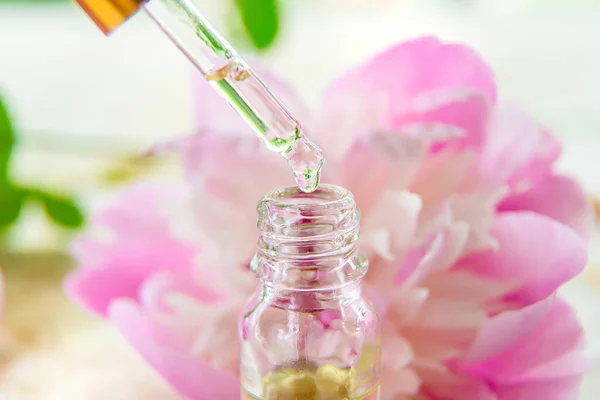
[261,184,353,209]
[257,184,359,245]
[254,184,367,290]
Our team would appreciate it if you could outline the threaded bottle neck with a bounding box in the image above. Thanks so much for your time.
[252,185,368,291]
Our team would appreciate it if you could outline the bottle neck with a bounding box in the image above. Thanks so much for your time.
[252,185,368,302]
[261,280,363,312]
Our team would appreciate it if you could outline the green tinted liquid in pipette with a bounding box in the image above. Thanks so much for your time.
[206,60,324,193]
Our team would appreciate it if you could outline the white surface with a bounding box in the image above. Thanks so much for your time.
[0,5,195,151]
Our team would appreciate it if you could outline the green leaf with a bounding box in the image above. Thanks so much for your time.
[0,186,24,227]
[0,96,15,182]
[233,0,279,50]
[39,192,84,228]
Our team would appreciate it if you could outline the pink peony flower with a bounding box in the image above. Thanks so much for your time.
[65,37,592,399]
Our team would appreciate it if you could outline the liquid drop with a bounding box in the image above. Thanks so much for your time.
[286,136,324,193]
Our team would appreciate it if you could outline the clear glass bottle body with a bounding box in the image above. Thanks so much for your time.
[240,185,382,400]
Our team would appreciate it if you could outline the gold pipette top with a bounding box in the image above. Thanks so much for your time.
[75,0,146,34]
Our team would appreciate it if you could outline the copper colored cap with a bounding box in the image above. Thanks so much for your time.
[75,0,147,34]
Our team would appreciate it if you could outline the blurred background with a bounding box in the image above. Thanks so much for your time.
[1,0,600,398]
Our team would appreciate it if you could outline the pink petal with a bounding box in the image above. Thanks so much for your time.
[326,37,496,115]
[523,350,591,381]
[508,130,561,191]
[177,134,291,198]
[138,271,222,316]
[410,150,475,213]
[495,377,582,400]
[492,298,587,383]
[398,223,469,287]
[66,230,196,316]
[405,328,478,362]
[332,134,427,214]
[110,300,240,400]
[66,183,197,316]
[164,135,293,268]
[459,297,587,385]
[312,90,388,160]
[69,236,113,267]
[382,325,415,369]
[461,212,587,306]
[386,288,429,327]
[66,234,195,315]
[451,185,506,254]
[360,190,422,261]
[320,38,495,155]
[498,174,593,240]
[411,298,487,330]
[381,368,421,398]
[424,271,512,305]
[70,182,190,264]
[461,296,555,364]
[420,374,497,400]
[478,104,547,182]
[396,90,491,152]
[70,231,193,271]
[65,262,142,317]
[477,103,561,188]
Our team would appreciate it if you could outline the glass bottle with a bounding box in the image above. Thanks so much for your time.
[240,184,382,400]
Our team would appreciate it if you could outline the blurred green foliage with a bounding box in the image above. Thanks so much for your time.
[0,96,15,184]
[0,96,84,237]
[38,191,85,228]
[234,0,280,50]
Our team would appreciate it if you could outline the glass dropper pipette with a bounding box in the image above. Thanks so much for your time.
[75,0,324,192]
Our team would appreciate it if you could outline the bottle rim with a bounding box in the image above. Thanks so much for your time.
[258,184,354,212]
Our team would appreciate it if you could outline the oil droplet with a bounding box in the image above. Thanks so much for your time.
[286,136,324,193]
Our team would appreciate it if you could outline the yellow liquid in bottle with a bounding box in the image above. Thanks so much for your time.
[241,363,380,400]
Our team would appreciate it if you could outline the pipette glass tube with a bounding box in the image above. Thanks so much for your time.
[75,0,324,192]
